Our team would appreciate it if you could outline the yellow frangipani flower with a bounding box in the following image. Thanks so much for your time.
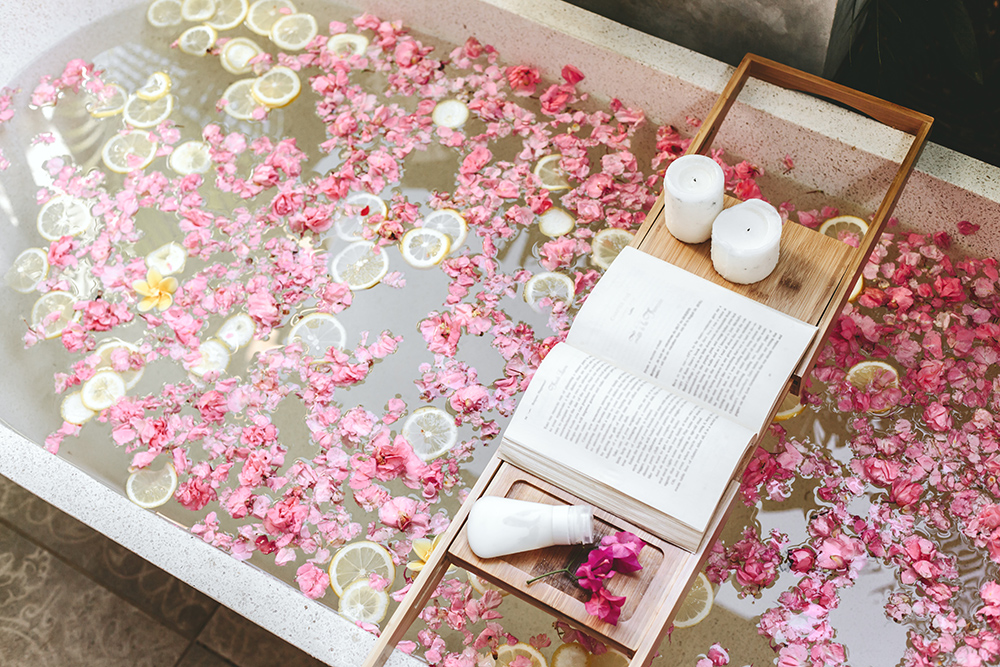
[407,533,454,573]
[132,268,178,312]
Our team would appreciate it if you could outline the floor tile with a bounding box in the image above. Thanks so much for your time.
[198,606,329,667]
[175,644,238,667]
[0,474,218,639]
[0,521,188,666]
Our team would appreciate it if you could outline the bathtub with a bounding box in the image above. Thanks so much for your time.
[1,1,999,665]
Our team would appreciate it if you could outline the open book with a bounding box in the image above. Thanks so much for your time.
[500,247,817,552]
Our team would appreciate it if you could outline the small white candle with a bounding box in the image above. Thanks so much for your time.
[663,154,725,244]
[710,199,782,284]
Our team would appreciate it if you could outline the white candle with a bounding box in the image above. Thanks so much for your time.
[710,199,782,284]
[663,154,725,244]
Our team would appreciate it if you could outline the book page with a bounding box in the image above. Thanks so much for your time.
[566,246,816,432]
[505,343,753,533]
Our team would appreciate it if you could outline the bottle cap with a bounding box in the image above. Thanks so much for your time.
[550,504,594,545]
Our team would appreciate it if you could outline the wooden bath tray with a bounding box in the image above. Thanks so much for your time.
[363,54,931,667]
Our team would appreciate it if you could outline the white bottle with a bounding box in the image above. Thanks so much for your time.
[466,497,594,559]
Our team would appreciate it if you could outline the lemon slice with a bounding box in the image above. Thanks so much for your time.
[328,540,396,596]
[589,649,628,667]
[497,644,548,667]
[846,360,899,392]
[338,580,389,623]
[551,643,588,667]
[591,228,634,270]
[327,33,369,57]
[31,290,80,338]
[126,462,178,509]
[286,312,346,354]
[533,154,571,191]
[147,0,183,27]
[220,37,263,74]
[145,242,188,276]
[401,407,458,461]
[269,12,317,51]
[251,65,300,108]
[330,241,389,290]
[524,271,574,313]
[86,83,128,118]
[334,192,387,241]
[178,25,218,56]
[773,391,805,422]
[206,0,249,29]
[217,313,256,350]
[422,209,467,248]
[123,93,174,128]
[848,275,864,302]
[467,572,510,597]
[220,78,262,120]
[673,572,713,628]
[136,72,172,101]
[538,207,575,238]
[245,0,296,36]
[5,247,50,293]
[80,370,127,411]
[168,140,212,175]
[102,130,158,173]
[95,340,145,390]
[819,214,868,242]
[60,391,96,425]
[431,99,469,128]
[190,339,230,377]
[181,0,217,21]
[400,227,450,268]
[37,195,93,241]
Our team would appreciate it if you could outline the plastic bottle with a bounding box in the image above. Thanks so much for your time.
[466,497,594,559]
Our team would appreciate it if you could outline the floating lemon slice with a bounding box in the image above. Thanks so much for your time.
[136,72,172,101]
[846,359,899,393]
[251,65,300,108]
[60,391,95,425]
[206,0,249,30]
[330,241,389,290]
[95,340,145,389]
[334,192,387,241]
[217,312,256,350]
[5,247,50,293]
[551,643,588,667]
[328,540,396,596]
[400,228,450,268]
[591,228,634,270]
[37,195,93,241]
[848,275,864,302]
[102,130,158,173]
[673,572,714,628]
[145,242,187,276]
[220,37,263,75]
[147,0,183,27]
[178,25,218,56]
[245,0,296,36]
[338,580,389,623]
[81,370,127,411]
[431,99,469,128]
[589,649,628,667]
[533,154,570,191]
[86,83,128,118]
[523,271,574,313]
[773,391,806,422]
[220,78,261,120]
[326,33,369,57]
[168,140,212,175]
[286,312,346,354]
[819,215,868,243]
[497,643,548,667]
[189,339,231,377]
[123,93,174,128]
[422,209,467,248]
[269,12,317,51]
[401,407,458,461]
[467,572,509,597]
[181,0,217,21]
[126,462,178,509]
[31,290,80,339]
[538,207,575,238]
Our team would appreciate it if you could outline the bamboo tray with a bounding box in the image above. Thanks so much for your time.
[364,53,932,667]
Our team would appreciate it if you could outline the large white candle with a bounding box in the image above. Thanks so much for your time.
[663,154,725,244]
[710,199,782,284]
